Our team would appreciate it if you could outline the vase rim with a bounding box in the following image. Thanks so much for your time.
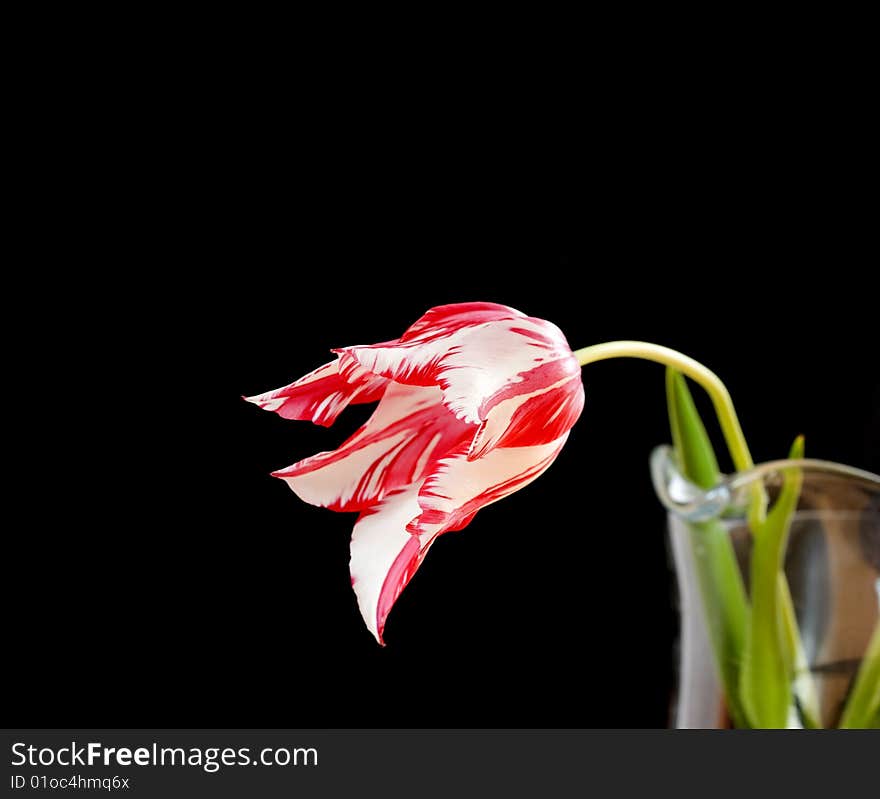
[650,444,880,521]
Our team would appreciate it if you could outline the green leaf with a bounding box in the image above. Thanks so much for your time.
[739,436,804,728]
[666,369,719,490]
[666,369,750,727]
[839,620,880,728]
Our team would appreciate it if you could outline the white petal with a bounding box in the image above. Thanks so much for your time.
[274,384,471,511]
[349,485,425,644]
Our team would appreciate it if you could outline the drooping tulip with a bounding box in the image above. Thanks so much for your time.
[246,302,584,643]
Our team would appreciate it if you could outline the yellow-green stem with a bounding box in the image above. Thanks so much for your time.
[574,341,754,474]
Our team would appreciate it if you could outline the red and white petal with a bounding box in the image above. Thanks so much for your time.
[332,303,524,395]
[337,315,580,431]
[399,302,525,342]
[272,383,473,512]
[407,435,570,539]
[468,371,584,459]
[351,435,570,643]
[349,485,433,644]
[244,358,389,427]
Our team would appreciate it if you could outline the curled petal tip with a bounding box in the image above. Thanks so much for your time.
[243,359,389,425]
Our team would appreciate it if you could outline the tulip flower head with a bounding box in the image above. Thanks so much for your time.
[247,302,584,643]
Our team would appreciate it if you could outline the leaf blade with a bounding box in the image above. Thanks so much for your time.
[739,436,804,728]
[666,368,750,727]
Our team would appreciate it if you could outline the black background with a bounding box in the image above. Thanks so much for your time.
[9,76,877,729]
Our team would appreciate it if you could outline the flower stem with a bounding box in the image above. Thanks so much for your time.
[574,342,754,474]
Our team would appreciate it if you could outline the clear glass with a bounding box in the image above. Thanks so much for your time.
[651,445,880,728]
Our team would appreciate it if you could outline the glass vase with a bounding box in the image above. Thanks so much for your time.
[652,445,880,728]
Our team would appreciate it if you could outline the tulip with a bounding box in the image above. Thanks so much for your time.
[246,302,585,643]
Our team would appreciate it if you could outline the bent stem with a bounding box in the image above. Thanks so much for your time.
[575,342,755,477]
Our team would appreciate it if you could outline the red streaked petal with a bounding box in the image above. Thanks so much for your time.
[399,302,524,342]
[349,485,429,644]
[408,435,569,538]
[272,384,473,512]
[468,370,584,459]
[350,436,570,643]
[244,358,389,427]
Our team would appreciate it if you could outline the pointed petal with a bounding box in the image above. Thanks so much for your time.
[272,384,473,512]
[408,435,569,538]
[244,358,389,427]
[349,485,429,644]
[351,436,570,644]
